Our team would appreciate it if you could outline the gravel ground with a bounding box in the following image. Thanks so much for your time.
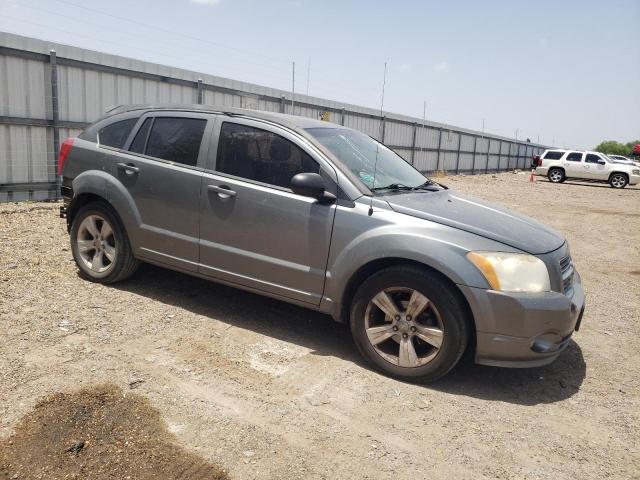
[1,173,639,479]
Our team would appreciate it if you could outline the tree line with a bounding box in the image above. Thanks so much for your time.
[594,140,640,156]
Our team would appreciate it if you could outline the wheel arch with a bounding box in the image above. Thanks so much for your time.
[608,171,629,181]
[67,192,110,231]
[337,258,476,347]
[69,170,142,248]
[548,166,565,176]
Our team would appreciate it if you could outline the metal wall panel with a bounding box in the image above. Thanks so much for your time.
[459,134,475,152]
[441,152,457,171]
[474,154,488,173]
[458,153,473,171]
[202,90,241,108]
[343,114,381,139]
[476,137,489,153]
[415,126,440,149]
[439,130,459,152]
[385,121,413,147]
[0,56,48,118]
[413,150,439,172]
[393,148,413,161]
[1,32,550,200]
[0,124,50,183]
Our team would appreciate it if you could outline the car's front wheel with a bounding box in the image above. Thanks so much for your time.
[350,265,470,382]
[70,202,139,283]
[547,168,565,183]
[609,173,628,189]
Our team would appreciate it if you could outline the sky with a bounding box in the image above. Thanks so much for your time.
[1,0,639,149]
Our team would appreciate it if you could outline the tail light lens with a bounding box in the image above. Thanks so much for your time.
[57,137,75,175]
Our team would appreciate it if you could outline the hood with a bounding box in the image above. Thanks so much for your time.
[383,189,565,255]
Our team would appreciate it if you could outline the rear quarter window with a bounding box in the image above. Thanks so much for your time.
[97,118,138,148]
[543,151,564,160]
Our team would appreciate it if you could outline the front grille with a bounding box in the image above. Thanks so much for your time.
[560,255,574,296]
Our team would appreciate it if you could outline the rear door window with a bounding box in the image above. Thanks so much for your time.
[132,117,207,166]
[216,122,319,189]
[543,151,564,160]
[565,152,583,162]
[98,118,138,148]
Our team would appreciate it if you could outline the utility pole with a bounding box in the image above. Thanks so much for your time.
[422,100,427,152]
[306,57,310,96]
[482,119,485,134]
[291,61,295,114]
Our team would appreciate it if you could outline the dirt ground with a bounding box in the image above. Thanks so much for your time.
[0,384,229,479]
[1,173,639,480]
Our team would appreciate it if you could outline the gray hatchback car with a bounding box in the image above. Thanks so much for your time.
[59,105,585,382]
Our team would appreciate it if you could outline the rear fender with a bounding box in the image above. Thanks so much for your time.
[71,170,142,249]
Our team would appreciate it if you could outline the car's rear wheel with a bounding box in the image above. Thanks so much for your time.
[350,266,470,382]
[609,173,628,189]
[548,168,565,183]
[70,202,139,283]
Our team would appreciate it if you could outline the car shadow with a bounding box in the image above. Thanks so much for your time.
[431,341,586,405]
[111,264,586,406]
[538,179,639,191]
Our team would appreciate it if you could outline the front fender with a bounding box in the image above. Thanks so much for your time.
[71,170,142,249]
[322,202,520,316]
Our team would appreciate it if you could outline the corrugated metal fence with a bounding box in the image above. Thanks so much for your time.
[0,32,547,202]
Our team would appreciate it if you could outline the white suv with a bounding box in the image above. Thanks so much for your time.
[534,149,640,188]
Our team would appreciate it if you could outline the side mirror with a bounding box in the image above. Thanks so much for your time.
[290,173,336,204]
[598,159,606,165]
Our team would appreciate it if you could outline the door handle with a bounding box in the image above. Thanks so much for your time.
[116,162,140,175]
[207,184,237,198]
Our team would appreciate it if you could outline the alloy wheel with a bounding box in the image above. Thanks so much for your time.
[76,214,116,273]
[611,175,626,188]
[549,170,562,182]
[364,287,444,368]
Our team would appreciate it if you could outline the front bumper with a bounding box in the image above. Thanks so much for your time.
[459,270,585,368]
[629,174,640,185]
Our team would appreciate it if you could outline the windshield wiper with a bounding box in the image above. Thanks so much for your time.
[371,180,441,193]
[370,183,415,192]
[413,180,440,190]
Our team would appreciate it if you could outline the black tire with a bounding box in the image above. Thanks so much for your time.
[547,168,565,183]
[609,173,628,189]
[70,201,139,284]
[350,265,470,383]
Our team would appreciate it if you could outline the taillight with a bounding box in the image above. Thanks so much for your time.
[57,137,75,175]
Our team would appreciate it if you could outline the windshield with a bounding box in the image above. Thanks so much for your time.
[306,127,429,191]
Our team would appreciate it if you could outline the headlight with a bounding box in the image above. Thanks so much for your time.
[467,251,550,292]
[632,169,640,175]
